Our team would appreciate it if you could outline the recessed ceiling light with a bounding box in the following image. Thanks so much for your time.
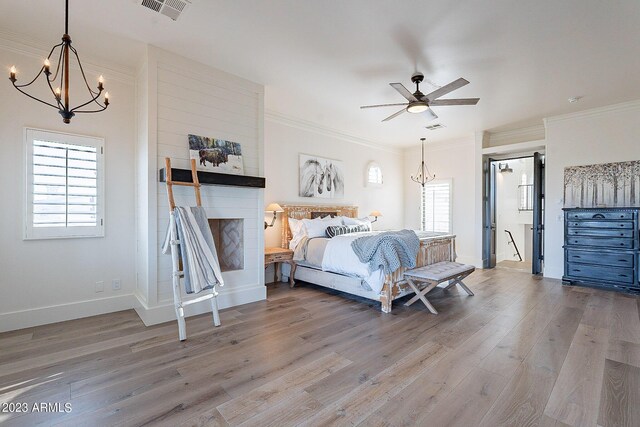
[568,96,583,103]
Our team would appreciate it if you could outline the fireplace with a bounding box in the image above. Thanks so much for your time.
[208,219,244,272]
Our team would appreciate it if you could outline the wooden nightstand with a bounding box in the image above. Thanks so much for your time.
[265,247,296,287]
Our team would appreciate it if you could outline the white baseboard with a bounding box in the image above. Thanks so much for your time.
[134,284,266,326]
[0,294,136,333]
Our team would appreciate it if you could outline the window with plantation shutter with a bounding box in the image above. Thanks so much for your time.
[366,162,383,186]
[421,180,452,233]
[25,128,104,239]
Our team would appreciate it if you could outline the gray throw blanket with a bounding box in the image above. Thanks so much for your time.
[351,230,420,274]
[162,206,224,294]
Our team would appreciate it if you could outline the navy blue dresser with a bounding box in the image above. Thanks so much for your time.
[563,208,639,292]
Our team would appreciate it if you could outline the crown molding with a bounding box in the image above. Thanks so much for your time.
[487,124,546,145]
[544,99,640,125]
[264,109,402,154]
[0,29,136,85]
[482,139,546,156]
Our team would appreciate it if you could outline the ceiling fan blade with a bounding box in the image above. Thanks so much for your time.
[382,108,407,122]
[390,83,418,102]
[424,108,438,121]
[424,78,469,101]
[360,102,409,109]
[429,98,480,106]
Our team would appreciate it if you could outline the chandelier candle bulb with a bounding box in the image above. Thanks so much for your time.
[55,87,61,99]
[9,66,16,81]
[44,58,50,73]
[98,75,104,90]
[104,92,109,105]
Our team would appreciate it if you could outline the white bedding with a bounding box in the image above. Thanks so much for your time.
[320,232,386,293]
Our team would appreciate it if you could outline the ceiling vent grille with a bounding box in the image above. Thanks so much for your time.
[140,0,191,21]
[425,123,445,131]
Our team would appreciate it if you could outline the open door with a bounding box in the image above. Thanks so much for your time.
[483,157,497,269]
[532,152,545,274]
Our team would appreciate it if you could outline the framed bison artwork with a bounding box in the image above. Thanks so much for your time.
[299,154,345,198]
[188,134,244,175]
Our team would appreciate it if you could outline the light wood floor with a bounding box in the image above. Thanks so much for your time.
[496,259,532,272]
[1,269,639,426]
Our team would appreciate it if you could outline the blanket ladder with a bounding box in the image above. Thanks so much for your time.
[165,157,221,341]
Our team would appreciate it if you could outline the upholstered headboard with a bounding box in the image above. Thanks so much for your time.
[281,204,359,248]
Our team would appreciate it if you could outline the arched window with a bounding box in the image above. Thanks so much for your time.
[366,162,383,186]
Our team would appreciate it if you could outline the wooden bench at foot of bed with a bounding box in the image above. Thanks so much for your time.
[403,261,475,314]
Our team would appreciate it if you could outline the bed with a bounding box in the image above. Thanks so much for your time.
[280,204,456,313]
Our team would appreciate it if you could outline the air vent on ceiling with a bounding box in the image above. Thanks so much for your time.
[425,123,445,131]
[140,0,191,21]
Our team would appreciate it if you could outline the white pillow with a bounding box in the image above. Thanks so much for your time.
[342,216,372,231]
[288,218,306,250]
[303,216,342,238]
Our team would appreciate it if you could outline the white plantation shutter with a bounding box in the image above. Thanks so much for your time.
[25,129,104,239]
[366,162,383,186]
[421,180,452,233]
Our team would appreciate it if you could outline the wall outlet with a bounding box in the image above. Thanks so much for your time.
[112,279,122,291]
[95,281,104,293]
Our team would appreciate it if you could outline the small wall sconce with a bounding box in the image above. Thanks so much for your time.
[264,203,284,229]
[369,210,383,223]
[498,163,513,173]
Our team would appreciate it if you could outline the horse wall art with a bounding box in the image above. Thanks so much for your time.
[299,154,345,198]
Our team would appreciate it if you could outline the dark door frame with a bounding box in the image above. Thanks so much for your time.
[482,156,497,269]
[532,152,545,274]
[482,153,545,274]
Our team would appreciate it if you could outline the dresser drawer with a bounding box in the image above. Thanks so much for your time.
[567,264,635,285]
[567,228,634,238]
[567,221,634,229]
[566,236,634,249]
[567,211,634,221]
[566,249,635,268]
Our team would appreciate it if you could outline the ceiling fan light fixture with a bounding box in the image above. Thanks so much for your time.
[407,102,428,114]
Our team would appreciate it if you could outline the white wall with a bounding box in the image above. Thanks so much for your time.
[263,117,404,248]
[543,100,640,279]
[403,136,481,266]
[496,158,533,262]
[135,47,266,325]
[0,45,137,331]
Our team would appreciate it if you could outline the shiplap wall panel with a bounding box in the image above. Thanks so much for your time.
[153,49,264,306]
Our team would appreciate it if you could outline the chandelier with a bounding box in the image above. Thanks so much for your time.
[8,0,109,124]
[410,138,435,186]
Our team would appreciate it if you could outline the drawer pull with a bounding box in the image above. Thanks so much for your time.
[592,213,605,219]
[619,274,629,277]
[619,259,629,263]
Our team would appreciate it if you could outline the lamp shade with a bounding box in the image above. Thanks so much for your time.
[265,203,284,212]
[369,210,383,217]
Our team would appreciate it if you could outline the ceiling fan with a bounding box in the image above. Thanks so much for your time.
[361,72,479,122]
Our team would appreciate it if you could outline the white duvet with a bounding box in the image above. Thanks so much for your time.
[321,232,386,294]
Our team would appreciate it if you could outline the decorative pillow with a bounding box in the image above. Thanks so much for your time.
[288,218,307,250]
[326,224,371,238]
[341,217,372,231]
[303,216,342,238]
